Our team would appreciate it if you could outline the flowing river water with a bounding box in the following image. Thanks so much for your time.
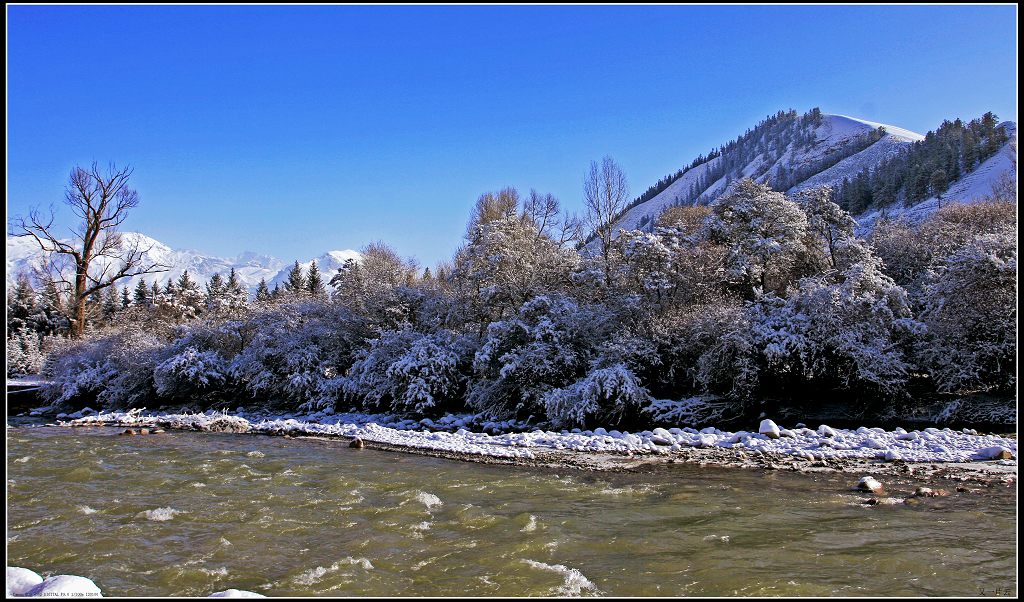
[6,426,1017,597]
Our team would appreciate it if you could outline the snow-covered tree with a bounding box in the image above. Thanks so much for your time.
[703,178,809,298]
[468,295,613,421]
[918,232,1016,393]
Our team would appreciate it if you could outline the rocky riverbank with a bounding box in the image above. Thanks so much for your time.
[27,408,1014,489]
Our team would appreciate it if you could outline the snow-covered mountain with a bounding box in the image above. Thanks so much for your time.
[5,231,360,294]
[611,111,1015,236]
[858,121,1018,229]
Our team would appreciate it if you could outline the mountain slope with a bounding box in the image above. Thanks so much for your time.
[5,232,360,295]
[612,110,1014,238]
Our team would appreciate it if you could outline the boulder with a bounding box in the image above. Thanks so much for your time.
[856,475,884,494]
[7,567,43,596]
[209,589,265,598]
[349,438,365,449]
[25,575,102,597]
[817,425,836,438]
[758,419,781,439]
[974,446,1015,461]
[121,429,137,436]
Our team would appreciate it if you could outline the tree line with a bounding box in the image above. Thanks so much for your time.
[9,157,1016,429]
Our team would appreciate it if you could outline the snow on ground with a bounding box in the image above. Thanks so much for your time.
[858,122,1017,232]
[822,115,924,144]
[62,408,1016,465]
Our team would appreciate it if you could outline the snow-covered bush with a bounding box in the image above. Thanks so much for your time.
[918,232,1016,393]
[468,295,614,420]
[341,327,469,413]
[7,331,48,376]
[750,254,920,401]
[154,345,229,402]
[543,363,650,428]
[228,301,367,410]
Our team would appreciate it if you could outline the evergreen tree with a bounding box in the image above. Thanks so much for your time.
[307,260,326,298]
[285,261,306,296]
[255,278,272,303]
[205,273,226,306]
[121,285,132,310]
[102,285,119,322]
[226,268,248,308]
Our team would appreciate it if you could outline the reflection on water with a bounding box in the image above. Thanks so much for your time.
[6,426,1017,597]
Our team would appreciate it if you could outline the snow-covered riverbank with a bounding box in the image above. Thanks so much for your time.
[43,408,1016,480]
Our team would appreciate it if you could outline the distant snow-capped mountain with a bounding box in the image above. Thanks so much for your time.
[5,231,360,294]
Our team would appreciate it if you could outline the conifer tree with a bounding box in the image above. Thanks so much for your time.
[205,273,226,306]
[121,286,132,309]
[255,278,272,303]
[285,261,306,296]
[135,278,150,306]
[307,260,326,298]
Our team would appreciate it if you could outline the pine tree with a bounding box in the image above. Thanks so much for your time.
[102,285,119,322]
[226,268,248,308]
[285,261,306,296]
[121,285,132,309]
[134,278,150,306]
[205,273,226,306]
[43,279,64,314]
[306,260,325,298]
[255,278,272,303]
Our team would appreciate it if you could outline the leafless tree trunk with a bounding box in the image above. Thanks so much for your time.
[583,156,629,285]
[12,163,169,337]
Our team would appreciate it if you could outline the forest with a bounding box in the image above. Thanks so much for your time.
[8,166,1017,429]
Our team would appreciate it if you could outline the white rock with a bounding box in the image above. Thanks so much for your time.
[974,446,1015,460]
[758,419,781,439]
[209,589,265,598]
[779,429,796,438]
[25,575,102,597]
[7,567,43,595]
[817,425,836,438]
[856,475,884,494]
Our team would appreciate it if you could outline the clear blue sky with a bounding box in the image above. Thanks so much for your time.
[7,5,1017,267]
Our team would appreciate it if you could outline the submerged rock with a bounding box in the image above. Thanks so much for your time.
[913,487,949,498]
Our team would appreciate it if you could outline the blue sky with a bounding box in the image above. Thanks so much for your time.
[7,5,1017,267]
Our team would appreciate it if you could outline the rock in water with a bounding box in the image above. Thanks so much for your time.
[856,476,884,494]
[7,567,43,596]
[349,438,364,449]
[25,575,102,597]
[121,429,136,436]
[758,419,781,439]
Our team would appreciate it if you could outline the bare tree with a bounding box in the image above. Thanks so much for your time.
[12,163,169,337]
[583,155,629,284]
[522,189,582,247]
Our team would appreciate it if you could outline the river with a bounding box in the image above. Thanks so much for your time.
[6,426,1017,596]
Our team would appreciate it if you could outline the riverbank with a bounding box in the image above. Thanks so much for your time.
[34,407,1017,488]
